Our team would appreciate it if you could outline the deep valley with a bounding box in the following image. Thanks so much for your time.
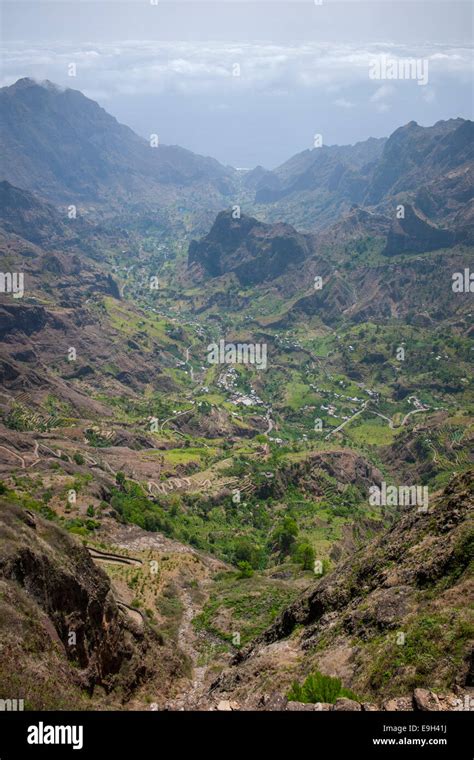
[0,77,472,715]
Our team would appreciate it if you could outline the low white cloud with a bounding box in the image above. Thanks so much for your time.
[2,40,471,101]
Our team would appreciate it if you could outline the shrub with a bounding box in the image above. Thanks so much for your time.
[294,542,315,570]
[237,561,254,579]
[287,671,359,704]
[233,537,262,569]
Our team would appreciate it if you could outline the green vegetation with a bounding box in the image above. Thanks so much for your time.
[104,470,378,574]
[366,611,474,695]
[4,402,66,432]
[287,671,359,704]
[294,542,315,570]
[110,481,172,533]
[237,561,254,578]
[192,571,300,646]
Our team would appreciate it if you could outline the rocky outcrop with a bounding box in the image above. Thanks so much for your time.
[188,210,313,284]
[0,304,48,338]
[0,499,184,707]
[382,204,454,256]
[253,449,383,500]
[413,688,441,711]
[175,686,470,711]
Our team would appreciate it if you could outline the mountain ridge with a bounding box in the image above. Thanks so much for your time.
[0,78,235,207]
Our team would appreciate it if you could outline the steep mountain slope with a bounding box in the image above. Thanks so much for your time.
[211,472,474,709]
[382,204,454,256]
[0,180,79,248]
[0,498,186,709]
[0,78,235,207]
[366,119,473,206]
[253,136,386,204]
[0,176,208,423]
[0,190,182,420]
[250,119,474,232]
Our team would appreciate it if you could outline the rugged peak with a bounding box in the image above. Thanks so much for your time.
[3,77,37,90]
[188,209,311,284]
[2,77,66,95]
[204,209,267,246]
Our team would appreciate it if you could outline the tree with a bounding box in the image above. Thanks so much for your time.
[234,537,261,569]
[294,542,315,570]
[270,516,298,556]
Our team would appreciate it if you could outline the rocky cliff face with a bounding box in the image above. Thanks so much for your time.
[210,472,473,708]
[382,204,454,256]
[0,500,185,708]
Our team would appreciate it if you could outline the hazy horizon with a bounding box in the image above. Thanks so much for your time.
[1,0,473,167]
[4,74,472,172]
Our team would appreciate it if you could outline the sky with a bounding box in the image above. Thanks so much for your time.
[1,1,472,168]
